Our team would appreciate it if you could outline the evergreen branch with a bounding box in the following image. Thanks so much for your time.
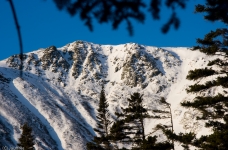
[181,94,228,120]
[186,75,228,93]
[186,68,217,81]
[181,94,228,108]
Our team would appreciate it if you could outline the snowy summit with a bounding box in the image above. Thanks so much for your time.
[0,41,224,149]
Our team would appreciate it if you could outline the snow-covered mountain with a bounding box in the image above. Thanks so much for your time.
[0,41,225,149]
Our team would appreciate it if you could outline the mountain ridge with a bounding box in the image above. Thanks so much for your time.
[0,40,224,149]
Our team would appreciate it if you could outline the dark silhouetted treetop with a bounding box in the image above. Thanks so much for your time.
[193,0,228,55]
[195,0,228,24]
[87,85,112,150]
[124,92,148,149]
[17,123,35,150]
[94,85,111,137]
[53,0,188,35]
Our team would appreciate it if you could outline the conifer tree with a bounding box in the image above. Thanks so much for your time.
[115,92,149,149]
[17,123,35,150]
[125,92,148,149]
[181,0,228,149]
[110,93,175,150]
[87,85,112,150]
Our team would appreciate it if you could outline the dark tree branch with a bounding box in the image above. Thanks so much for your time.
[8,0,23,76]
[53,0,188,35]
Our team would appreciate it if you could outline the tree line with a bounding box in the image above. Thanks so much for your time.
[87,85,198,150]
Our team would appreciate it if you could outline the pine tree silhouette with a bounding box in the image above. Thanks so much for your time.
[117,92,149,149]
[87,85,112,150]
[181,0,228,149]
[17,123,35,150]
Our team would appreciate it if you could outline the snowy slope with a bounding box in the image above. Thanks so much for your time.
[0,41,226,150]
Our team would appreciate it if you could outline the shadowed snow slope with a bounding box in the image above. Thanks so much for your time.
[0,41,226,149]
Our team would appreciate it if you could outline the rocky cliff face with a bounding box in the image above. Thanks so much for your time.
[0,41,224,150]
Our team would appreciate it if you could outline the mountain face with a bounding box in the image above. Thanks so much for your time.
[0,41,225,149]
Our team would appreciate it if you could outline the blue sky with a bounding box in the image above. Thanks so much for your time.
[0,0,226,60]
